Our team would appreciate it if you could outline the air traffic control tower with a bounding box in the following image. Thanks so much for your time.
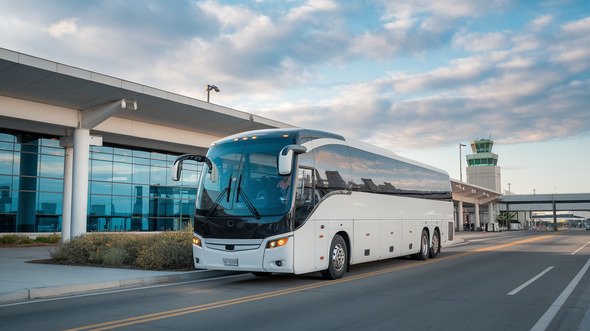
[466,138,501,192]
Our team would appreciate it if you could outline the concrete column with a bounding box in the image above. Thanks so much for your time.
[70,128,90,238]
[61,146,73,243]
[475,203,480,230]
[488,202,495,231]
[457,200,463,232]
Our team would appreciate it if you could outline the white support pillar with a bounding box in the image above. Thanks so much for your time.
[489,202,495,231]
[66,99,136,238]
[61,146,73,243]
[457,200,463,232]
[475,203,480,230]
[70,128,90,238]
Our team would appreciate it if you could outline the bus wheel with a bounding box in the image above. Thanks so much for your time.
[321,235,348,280]
[251,272,272,277]
[414,230,429,261]
[429,230,440,258]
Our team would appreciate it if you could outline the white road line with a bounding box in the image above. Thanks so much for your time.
[508,266,554,296]
[531,257,590,331]
[571,241,590,255]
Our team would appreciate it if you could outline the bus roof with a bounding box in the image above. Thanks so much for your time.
[212,128,449,177]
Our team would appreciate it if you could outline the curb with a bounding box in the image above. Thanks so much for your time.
[0,270,239,305]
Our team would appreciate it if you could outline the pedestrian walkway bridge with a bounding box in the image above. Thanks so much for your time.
[499,193,590,212]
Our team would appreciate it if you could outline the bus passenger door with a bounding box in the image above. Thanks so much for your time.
[293,167,321,274]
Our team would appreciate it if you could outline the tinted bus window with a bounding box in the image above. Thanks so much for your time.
[313,145,351,196]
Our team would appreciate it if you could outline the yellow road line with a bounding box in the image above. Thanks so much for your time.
[66,234,555,331]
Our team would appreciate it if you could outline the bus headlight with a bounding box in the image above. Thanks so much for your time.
[193,237,202,247]
[266,237,289,249]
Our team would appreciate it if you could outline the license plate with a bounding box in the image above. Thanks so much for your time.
[223,258,238,266]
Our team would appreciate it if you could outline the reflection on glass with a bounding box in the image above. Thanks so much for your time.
[40,154,64,178]
[113,182,132,196]
[91,159,113,181]
[112,162,132,182]
[133,164,150,184]
[1,129,200,233]
[39,177,64,193]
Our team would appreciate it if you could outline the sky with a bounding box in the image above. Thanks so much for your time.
[1,0,589,195]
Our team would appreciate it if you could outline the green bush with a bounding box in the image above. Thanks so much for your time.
[35,234,61,243]
[0,234,36,244]
[50,228,193,270]
[0,235,19,244]
[136,232,193,270]
[0,234,61,245]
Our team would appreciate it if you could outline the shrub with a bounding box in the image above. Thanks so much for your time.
[136,235,192,270]
[0,235,19,244]
[35,234,61,243]
[50,228,193,270]
[0,234,35,244]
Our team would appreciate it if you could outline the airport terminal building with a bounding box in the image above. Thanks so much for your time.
[0,48,291,239]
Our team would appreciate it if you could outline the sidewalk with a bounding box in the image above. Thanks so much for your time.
[0,246,234,304]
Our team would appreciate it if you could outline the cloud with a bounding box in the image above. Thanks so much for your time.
[48,18,78,37]
[453,32,509,52]
[259,13,590,151]
[528,14,554,31]
[1,0,588,155]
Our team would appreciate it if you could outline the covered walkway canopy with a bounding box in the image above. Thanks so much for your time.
[451,179,502,231]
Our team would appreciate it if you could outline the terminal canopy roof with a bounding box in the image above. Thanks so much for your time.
[0,48,292,147]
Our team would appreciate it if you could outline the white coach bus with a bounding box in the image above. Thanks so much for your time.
[171,129,454,279]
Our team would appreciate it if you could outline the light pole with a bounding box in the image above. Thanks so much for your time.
[458,143,466,182]
[206,84,220,103]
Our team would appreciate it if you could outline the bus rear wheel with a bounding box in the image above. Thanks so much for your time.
[429,230,440,258]
[321,234,348,280]
[414,230,429,261]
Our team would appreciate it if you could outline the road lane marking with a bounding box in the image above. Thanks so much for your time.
[0,273,249,309]
[507,266,554,296]
[531,257,590,331]
[571,241,590,255]
[66,234,555,331]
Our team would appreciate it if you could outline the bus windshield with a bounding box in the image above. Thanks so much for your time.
[196,137,296,220]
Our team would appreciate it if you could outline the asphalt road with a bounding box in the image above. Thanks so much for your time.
[2,230,590,331]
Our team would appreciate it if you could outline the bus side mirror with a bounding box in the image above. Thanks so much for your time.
[278,145,307,176]
[171,159,182,181]
[170,154,218,183]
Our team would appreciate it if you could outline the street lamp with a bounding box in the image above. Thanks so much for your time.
[458,143,466,182]
[206,84,220,103]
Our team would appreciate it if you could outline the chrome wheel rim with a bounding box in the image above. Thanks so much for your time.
[432,233,439,254]
[332,243,346,271]
[421,234,428,257]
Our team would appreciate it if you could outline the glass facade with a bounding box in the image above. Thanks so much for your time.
[0,129,201,233]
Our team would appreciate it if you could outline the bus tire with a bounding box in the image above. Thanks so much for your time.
[321,234,348,280]
[414,230,429,261]
[429,229,440,258]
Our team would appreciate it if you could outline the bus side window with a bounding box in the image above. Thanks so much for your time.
[294,167,315,228]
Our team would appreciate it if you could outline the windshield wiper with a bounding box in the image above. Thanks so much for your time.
[206,176,232,218]
[236,175,261,220]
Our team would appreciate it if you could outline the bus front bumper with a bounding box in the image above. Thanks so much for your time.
[193,234,294,274]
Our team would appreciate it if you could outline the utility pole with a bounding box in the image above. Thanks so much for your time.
[458,143,466,182]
